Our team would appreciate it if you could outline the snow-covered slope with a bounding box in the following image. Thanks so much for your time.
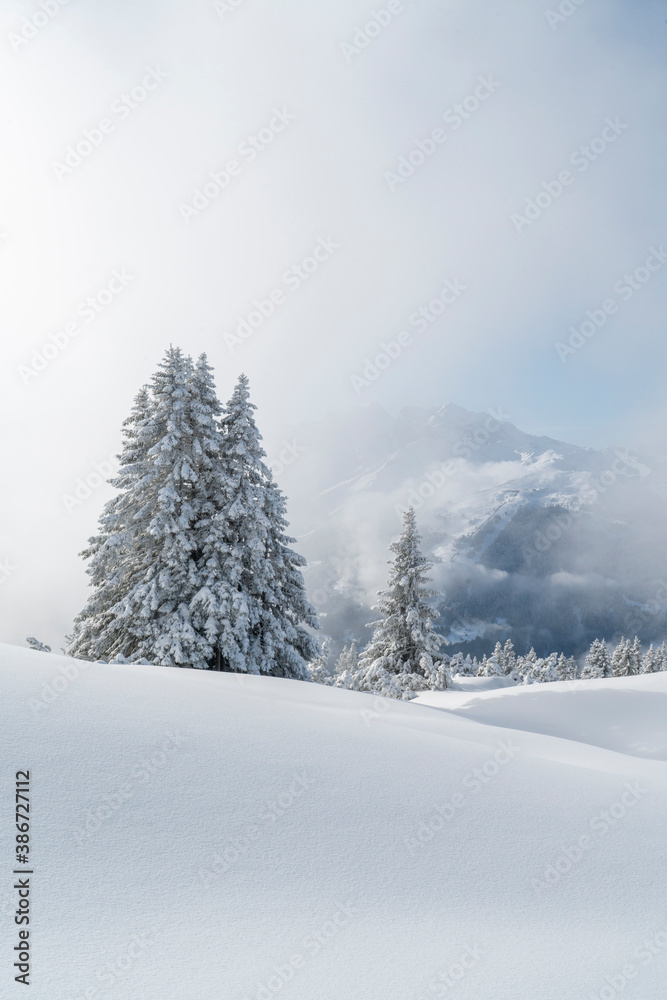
[416,673,667,760]
[2,644,667,999]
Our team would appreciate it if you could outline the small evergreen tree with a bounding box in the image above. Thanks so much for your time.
[641,644,657,674]
[309,638,333,684]
[658,641,667,671]
[629,636,642,675]
[502,638,516,675]
[26,637,51,652]
[332,641,359,689]
[353,508,445,699]
[540,652,559,683]
[462,653,476,676]
[519,647,539,684]
[611,637,633,677]
[481,652,504,677]
[556,653,577,681]
[581,638,610,678]
[449,651,465,676]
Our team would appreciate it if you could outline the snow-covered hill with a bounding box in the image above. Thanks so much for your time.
[2,644,667,999]
[278,403,667,657]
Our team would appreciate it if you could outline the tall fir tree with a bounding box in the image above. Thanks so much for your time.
[66,384,155,661]
[352,508,445,699]
[191,373,318,677]
[69,348,219,665]
[68,355,318,676]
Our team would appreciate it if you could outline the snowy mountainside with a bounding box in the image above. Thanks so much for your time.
[3,644,666,999]
[273,403,665,657]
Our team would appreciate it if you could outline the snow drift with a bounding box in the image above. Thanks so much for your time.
[1,644,666,999]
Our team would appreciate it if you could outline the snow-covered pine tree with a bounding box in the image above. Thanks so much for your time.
[256,472,320,678]
[309,638,333,684]
[71,348,220,666]
[658,641,667,671]
[519,647,539,684]
[353,508,445,699]
[611,637,632,676]
[629,636,642,676]
[556,653,578,681]
[332,640,359,689]
[66,384,155,661]
[449,651,465,677]
[192,373,318,678]
[641,644,657,673]
[581,638,610,678]
[481,651,504,677]
[502,638,516,675]
[26,637,51,652]
[540,652,559,683]
[69,358,318,676]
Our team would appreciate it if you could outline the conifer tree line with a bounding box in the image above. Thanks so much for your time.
[321,622,667,697]
[66,347,319,677]
[310,511,667,697]
[52,349,667,695]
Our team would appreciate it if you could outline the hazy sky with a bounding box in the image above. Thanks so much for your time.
[1,0,666,647]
